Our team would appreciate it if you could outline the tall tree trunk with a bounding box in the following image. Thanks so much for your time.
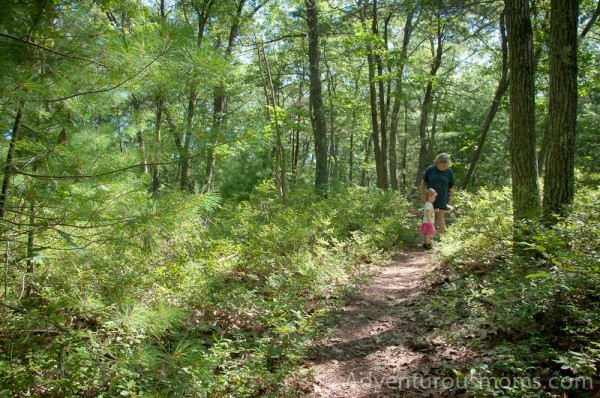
[194,0,214,47]
[543,0,578,222]
[323,46,338,186]
[291,78,304,185]
[0,102,24,219]
[26,195,35,297]
[537,119,549,177]
[415,28,443,186]
[205,87,222,189]
[151,96,163,193]
[180,0,213,191]
[257,40,286,203]
[428,92,441,157]
[305,0,328,195]
[360,0,384,189]
[505,0,540,221]
[374,0,388,189]
[132,95,148,174]
[180,85,196,192]
[360,135,372,187]
[137,130,148,174]
[401,108,408,192]
[462,13,510,190]
[159,0,166,18]
[349,121,354,184]
[205,0,246,189]
[389,9,414,192]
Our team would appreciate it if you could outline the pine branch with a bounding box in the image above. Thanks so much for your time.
[13,158,190,180]
[46,45,171,103]
[0,32,105,66]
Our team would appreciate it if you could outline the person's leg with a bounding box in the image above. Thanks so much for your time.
[423,233,432,249]
[436,209,446,234]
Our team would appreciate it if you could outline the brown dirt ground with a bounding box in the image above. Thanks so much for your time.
[299,250,476,398]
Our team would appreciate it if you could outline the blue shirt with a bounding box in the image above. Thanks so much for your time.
[422,164,454,210]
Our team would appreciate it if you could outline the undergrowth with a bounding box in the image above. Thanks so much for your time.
[431,184,600,397]
[0,184,417,397]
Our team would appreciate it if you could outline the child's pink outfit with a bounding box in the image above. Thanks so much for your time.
[420,201,436,235]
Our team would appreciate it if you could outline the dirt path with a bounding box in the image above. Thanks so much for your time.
[302,250,471,398]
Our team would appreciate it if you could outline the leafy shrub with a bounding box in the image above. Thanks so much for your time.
[437,187,513,270]
[431,185,600,397]
[0,184,416,397]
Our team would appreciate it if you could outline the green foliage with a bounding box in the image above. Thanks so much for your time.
[430,184,600,397]
[436,188,513,268]
[0,186,415,396]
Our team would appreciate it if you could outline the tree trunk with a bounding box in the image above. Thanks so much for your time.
[428,92,441,157]
[360,135,372,187]
[323,45,339,186]
[374,0,388,189]
[205,0,246,189]
[180,85,196,192]
[505,0,540,221]
[389,9,414,192]
[359,0,385,189]
[291,77,303,186]
[537,119,549,177]
[415,30,443,186]
[0,102,24,219]
[151,96,163,193]
[26,196,35,297]
[349,121,354,184]
[194,0,214,48]
[543,0,578,222]
[256,39,286,203]
[132,95,148,174]
[462,12,509,190]
[305,0,328,195]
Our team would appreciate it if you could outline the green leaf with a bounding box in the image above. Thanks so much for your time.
[525,273,550,279]
[56,230,87,255]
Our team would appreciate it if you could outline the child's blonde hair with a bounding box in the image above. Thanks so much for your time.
[426,188,437,198]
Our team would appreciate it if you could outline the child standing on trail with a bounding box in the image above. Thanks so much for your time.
[420,188,437,250]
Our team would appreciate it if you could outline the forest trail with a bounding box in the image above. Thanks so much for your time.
[302,250,473,398]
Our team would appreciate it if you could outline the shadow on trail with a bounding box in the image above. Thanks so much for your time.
[308,288,433,364]
[303,251,468,398]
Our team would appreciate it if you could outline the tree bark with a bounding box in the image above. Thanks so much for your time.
[389,9,414,192]
[305,0,328,195]
[543,0,578,222]
[374,0,388,189]
[0,102,24,219]
[505,0,540,221]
